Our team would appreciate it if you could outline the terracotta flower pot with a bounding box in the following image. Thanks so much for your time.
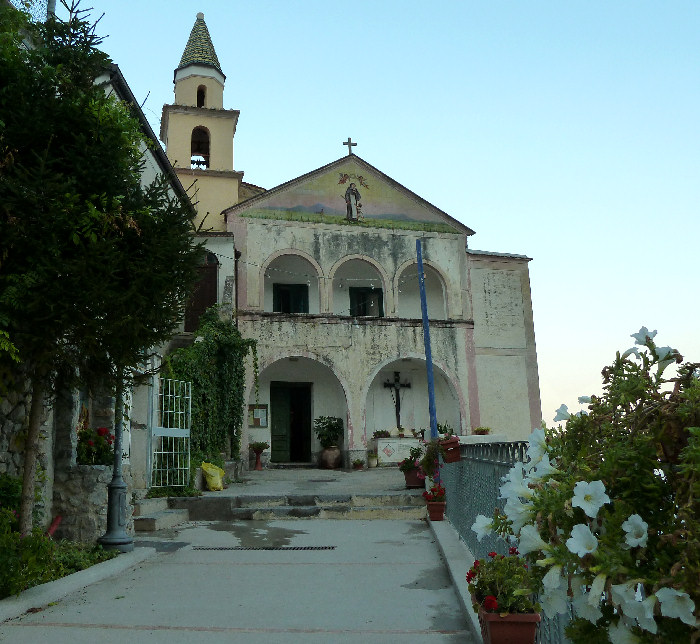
[426,500,446,520]
[252,449,264,471]
[440,436,461,463]
[318,445,342,469]
[403,468,424,489]
[477,607,540,644]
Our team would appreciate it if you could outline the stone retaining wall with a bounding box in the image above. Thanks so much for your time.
[51,464,134,542]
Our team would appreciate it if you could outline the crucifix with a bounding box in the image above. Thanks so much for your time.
[384,371,411,430]
[342,137,357,155]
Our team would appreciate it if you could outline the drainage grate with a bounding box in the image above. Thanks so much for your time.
[192,545,336,551]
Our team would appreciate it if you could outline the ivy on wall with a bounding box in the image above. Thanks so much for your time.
[164,309,257,460]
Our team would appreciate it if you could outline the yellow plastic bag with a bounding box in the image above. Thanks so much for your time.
[201,462,225,491]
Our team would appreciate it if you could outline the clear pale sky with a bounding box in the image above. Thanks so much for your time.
[56,1,700,427]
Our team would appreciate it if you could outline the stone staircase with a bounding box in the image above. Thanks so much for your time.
[167,491,426,521]
[133,496,190,533]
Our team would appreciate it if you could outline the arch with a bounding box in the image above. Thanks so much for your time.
[244,351,354,458]
[259,250,323,314]
[395,258,449,320]
[361,353,467,440]
[196,85,206,108]
[328,255,392,317]
[190,126,210,169]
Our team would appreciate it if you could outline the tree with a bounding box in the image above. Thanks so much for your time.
[0,2,201,534]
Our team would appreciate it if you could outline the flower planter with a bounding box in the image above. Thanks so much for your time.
[477,608,540,644]
[318,445,342,469]
[403,468,424,489]
[440,436,461,463]
[252,449,264,471]
[426,500,446,521]
[367,455,378,468]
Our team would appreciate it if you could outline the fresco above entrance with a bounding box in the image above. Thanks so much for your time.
[233,157,466,234]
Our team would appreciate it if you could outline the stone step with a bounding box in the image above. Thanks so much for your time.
[133,497,169,517]
[134,508,189,532]
[168,492,426,521]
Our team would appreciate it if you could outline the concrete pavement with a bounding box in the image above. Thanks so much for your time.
[0,468,481,642]
[1,518,475,643]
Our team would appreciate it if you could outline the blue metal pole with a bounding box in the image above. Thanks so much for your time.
[416,239,438,440]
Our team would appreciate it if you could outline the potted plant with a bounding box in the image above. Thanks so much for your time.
[466,549,541,644]
[248,441,269,471]
[472,426,491,436]
[398,445,425,488]
[437,422,460,463]
[419,438,443,480]
[352,458,364,470]
[314,416,343,469]
[372,429,391,439]
[422,483,446,520]
[367,450,378,468]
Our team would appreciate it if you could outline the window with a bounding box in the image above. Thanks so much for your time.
[197,85,206,107]
[349,287,384,317]
[273,284,309,314]
[190,127,210,169]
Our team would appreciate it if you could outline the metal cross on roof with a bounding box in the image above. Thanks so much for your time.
[342,137,357,155]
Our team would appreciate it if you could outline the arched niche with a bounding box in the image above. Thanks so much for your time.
[331,257,388,317]
[397,262,447,319]
[262,253,321,314]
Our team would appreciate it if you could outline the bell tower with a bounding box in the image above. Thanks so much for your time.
[161,12,243,231]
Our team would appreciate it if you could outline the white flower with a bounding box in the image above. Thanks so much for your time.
[526,427,547,465]
[655,587,697,626]
[588,573,607,606]
[553,404,570,422]
[631,326,657,346]
[503,496,534,534]
[571,577,603,623]
[656,346,675,361]
[528,454,560,482]
[622,347,641,360]
[621,514,648,548]
[566,524,598,557]
[577,395,592,404]
[540,586,569,618]
[622,596,657,634]
[611,582,637,607]
[542,565,564,590]
[471,514,493,542]
[517,524,549,555]
[571,480,610,518]
[608,619,641,644]
[499,462,533,500]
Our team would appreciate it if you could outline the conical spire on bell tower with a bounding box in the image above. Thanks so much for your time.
[172,12,225,109]
[178,12,223,78]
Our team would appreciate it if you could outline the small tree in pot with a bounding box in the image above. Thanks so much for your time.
[314,416,344,469]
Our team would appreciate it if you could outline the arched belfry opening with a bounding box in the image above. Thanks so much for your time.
[190,127,210,169]
[197,85,206,107]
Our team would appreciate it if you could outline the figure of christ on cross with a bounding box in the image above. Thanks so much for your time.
[384,371,411,430]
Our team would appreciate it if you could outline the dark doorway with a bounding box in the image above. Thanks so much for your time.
[349,287,384,317]
[270,382,312,462]
[184,252,218,332]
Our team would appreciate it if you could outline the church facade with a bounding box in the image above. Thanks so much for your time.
[162,14,542,466]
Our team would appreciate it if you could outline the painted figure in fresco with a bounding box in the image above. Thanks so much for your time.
[345,183,362,221]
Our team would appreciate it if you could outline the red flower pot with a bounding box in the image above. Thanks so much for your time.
[477,607,540,644]
[426,500,446,521]
[440,436,461,463]
[252,449,264,471]
[403,468,423,489]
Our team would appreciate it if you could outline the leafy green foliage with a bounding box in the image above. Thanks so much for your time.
[313,416,343,448]
[165,309,257,461]
[0,2,200,533]
[241,209,460,234]
[76,426,114,466]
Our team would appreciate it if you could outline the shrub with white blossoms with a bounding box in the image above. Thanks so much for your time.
[471,328,700,643]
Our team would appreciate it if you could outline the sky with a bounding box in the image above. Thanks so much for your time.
[54,0,700,426]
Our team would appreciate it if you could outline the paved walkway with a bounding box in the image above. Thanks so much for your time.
[0,468,479,643]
